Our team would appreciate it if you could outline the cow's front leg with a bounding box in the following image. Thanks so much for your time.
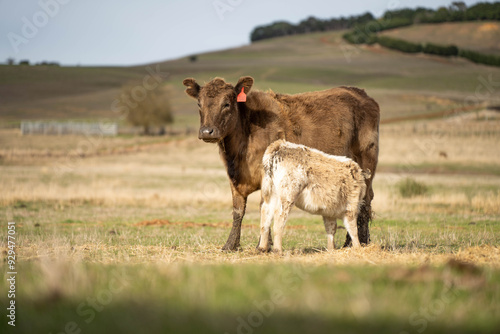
[222,188,247,251]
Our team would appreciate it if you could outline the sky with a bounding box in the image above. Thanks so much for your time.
[0,0,491,66]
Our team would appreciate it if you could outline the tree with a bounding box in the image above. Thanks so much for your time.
[297,16,325,33]
[451,1,467,12]
[122,84,174,135]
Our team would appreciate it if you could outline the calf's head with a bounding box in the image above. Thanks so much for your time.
[183,76,253,143]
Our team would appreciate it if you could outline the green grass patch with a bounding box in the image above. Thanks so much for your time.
[1,261,499,334]
[397,177,429,198]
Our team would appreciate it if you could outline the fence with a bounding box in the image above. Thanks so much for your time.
[20,121,118,136]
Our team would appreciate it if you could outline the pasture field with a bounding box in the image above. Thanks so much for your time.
[1,108,500,333]
[1,23,500,334]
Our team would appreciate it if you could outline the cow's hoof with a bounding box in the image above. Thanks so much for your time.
[342,241,352,248]
[221,243,242,252]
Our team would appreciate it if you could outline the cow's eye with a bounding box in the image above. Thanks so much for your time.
[197,102,201,108]
[222,103,230,110]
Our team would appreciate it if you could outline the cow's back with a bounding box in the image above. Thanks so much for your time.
[274,87,379,159]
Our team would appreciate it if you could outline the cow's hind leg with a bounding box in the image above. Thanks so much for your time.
[345,123,378,247]
[322,216,337,251]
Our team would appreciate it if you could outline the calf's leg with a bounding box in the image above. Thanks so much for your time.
[257,198,274,252]
[343,172,374,248]
[257,198,273,250]
[344,203,371,247]
[272,198,293,254]
[343,212,361,249]
[322,217,337,251]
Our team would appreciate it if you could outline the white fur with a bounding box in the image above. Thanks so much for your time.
[257,140,367,253]
[278,141,352,163]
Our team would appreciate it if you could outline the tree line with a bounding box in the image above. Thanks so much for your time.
[341,2,500,67]
[250,2,500,43]
[372,36,500,67]
[6,58,60,66]
[250,13,374,42]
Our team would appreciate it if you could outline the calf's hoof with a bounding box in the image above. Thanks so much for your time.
[256,246,271,253]
[272,248,283,256]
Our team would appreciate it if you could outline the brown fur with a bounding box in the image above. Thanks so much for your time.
[183,76,380,250]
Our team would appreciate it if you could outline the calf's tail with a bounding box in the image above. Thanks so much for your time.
[362,169,371,181]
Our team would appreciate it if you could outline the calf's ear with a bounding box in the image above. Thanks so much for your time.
[183,78,201,99]
[235,76,254,95]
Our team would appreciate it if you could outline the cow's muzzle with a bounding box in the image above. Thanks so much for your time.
[199,126,221,143]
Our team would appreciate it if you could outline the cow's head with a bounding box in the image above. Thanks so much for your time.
[183,76,254,143]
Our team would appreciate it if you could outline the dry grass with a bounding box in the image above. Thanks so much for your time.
[15,238,500,268]
[379,109,500,167]
[1,112,499,334]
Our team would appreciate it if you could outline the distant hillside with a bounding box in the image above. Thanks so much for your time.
[0,65,146,122]
[1,25,500,125]
[380,21,500,56]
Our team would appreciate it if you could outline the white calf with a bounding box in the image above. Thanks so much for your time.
[257,140,370,253]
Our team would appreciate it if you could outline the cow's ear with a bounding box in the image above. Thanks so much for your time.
[183,78,201,99]
[235,76,254,95]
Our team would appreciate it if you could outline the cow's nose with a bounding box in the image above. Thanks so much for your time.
[202,128,214,136]
[199,126,219,142]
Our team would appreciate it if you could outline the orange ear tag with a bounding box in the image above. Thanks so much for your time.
[237,87,247,102]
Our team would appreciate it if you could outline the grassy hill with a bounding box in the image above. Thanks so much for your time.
[0,65,145,123]
[380,21,500,56]
[1,24,500,126]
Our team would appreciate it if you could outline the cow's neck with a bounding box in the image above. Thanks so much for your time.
[218,103,251,185]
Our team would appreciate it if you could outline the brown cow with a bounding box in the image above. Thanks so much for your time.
[183,76,379,251]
